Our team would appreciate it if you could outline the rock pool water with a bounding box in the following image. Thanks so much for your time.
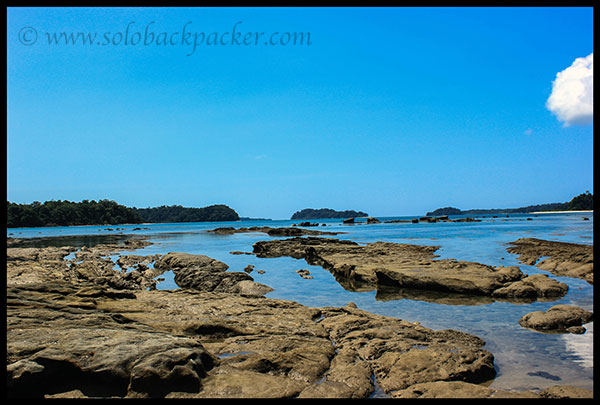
[7,212,593,392]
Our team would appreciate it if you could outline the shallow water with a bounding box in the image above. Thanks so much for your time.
[7,212,594,392]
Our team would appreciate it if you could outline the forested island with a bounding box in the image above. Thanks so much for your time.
[7,191,592,228]
[7,200,142,228]
[7,200,239,228]
[291,208,368,220]
[426,191,594,216]
[134,204,239,223]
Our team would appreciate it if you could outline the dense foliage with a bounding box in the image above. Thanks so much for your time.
[291,208,369,220]
[424,207,462,216]
[567,191,593,210]
[7,200,142,228]
[426,191,593,216]
[7,201,241,228]
[133,204,239,223]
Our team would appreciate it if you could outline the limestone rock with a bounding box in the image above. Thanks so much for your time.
[7,279,503,398]
[207,226,343,236]
[5,235,592,399]
[253,237,567,302]
[6,282,216,398]
[391,381,593,398]
[507,238,593,284]
[391,381,540,398]
[540,385,594,398]
[154,252,270,295]
[519,304,593,333]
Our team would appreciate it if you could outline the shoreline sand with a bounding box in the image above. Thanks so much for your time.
[532,210,593,214]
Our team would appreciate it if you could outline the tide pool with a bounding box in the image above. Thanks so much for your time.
[7,212,594,392]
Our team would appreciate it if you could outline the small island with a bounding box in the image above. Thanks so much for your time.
[291,208,369,220]
[133,204,239,223]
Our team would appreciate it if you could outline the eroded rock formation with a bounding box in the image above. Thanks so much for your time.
[507,238,593,284]
[519,304,593,334]
[253,237,568,302]
[5,235,592,398]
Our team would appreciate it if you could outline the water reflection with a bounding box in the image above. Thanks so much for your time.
[8,233,132,248]
[6,213,594,392]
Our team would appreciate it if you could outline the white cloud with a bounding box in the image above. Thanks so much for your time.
[546,53,593,126]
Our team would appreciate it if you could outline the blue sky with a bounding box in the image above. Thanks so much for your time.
[7,7,594,219]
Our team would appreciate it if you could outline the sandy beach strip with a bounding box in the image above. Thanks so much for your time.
[532,210,593,214]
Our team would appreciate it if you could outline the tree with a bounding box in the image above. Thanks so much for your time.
[6,200,143,228]
[567,191,593,210]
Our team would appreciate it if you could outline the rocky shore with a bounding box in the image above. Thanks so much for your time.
[519,305,594,334]
[153,252,274,297]
[506,238,594,284]
[253,237,569,302]
[6,234,592,398]
[207,226,344,237]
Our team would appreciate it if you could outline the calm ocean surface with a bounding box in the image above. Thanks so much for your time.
[7,212,594,392]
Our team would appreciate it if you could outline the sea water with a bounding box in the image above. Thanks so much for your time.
[7,212,594,392]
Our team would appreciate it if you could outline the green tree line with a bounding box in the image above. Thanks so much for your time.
[7,199,143,228]
[427,191,594,216]
[7,200,241,228]
[567,191,593,210]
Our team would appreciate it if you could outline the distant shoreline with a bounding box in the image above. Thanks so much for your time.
[6,211,595,231]
[532,210,593,214]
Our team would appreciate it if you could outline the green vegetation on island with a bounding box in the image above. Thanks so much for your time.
[291,208,369,220]
[426,191,593,216]
[567,191,594,210]
[7,200,142,228]
[133,204,239,223]
[7,200,240,228]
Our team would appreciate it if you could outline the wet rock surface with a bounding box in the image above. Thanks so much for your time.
[6,237,157,290]
[154,252,273,296]
[5,235,592,398]
[7,280,497,398]
[507,238,593,284]
[6,238,271,296]
[6,282,217,398]
[391,381,592,398]
[519,304,593,334]
[253,237,568,302]
[417,216,481,223]
[207,226,344,236]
